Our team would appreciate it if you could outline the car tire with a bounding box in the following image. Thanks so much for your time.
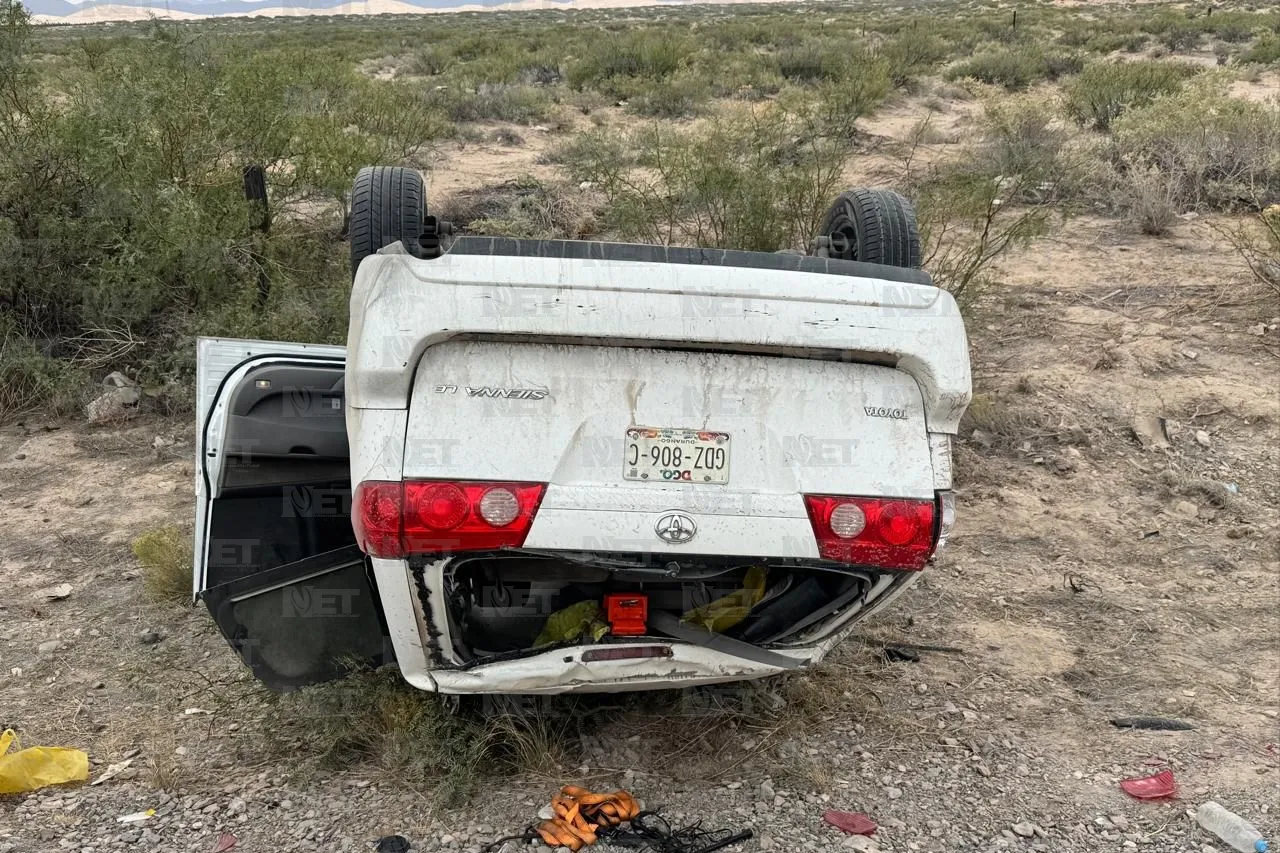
[349,166,426,280]
[817,188,922,269]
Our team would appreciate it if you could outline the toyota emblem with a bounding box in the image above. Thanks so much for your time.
[655,512,697,544]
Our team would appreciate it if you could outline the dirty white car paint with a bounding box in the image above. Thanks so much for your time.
[346,246,969,694]
[194,241,971,695]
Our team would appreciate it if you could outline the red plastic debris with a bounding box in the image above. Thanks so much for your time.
[211,833,238,853]
[823,810,878,836]
[1119,769,1177,800]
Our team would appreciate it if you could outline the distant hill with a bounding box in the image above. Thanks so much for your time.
[28,0,759,24]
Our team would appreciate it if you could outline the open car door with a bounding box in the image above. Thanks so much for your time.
[194,337,392,690]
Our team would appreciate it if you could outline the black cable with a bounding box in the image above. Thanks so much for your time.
[475,828,537,853]
[598,811,752,853]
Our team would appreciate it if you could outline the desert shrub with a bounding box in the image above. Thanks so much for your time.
[0,323,87,421]
[437,176,597,240]
[0,11,450,409]
[970,96,1085,202]
[558,104,855,253]
[278,666,493,804]
[1159,25,1201,52]
[705,54,785,100]
[428,81,550,123]
[899,104,1058,300]
[1241,33,1280,64]
[946,46,1082,90]
[1063,60,1198,130]
[1220,204,1280,296]
[1116,164,1181,235]
[568,29,692,90]
[911,168,1050,300]
[880,24,952,88]
[625,72,712,119]
[406,44,453,76]
[774,40,853,83]
[1109,77,1280,211]
[800,63,893,141]
[132,526,193,604]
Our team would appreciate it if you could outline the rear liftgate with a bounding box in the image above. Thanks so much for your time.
[193,339,392,690]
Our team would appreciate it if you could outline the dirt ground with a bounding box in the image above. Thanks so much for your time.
[2,117,1279,853]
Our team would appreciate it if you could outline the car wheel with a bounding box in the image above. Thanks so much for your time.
[817,188,922,269]
[349,166,426,280]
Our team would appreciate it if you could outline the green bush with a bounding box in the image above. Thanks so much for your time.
[0,11,450,409]
[559,104,855,253]
[428,82,551,123]
[774,41,850,83]
[0,323,87,421]
[1241,33,1280,64]
[1063,60,1198,130]
[625,73,712,119]
[880,24,952,88]
[1159,24,1201,52]
[1110,77,1280,211]
[946,46,1082,90]
[568,30,692,90]
[972,96,1082,201]
[406,44,453,76]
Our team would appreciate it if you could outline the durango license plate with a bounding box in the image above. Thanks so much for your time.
[624,427,730,484]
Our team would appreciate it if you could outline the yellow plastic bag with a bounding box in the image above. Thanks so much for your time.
[682,566,768,633]
[535,600,609,647]
[0,729,89,794]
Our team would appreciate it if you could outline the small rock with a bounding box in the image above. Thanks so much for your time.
[37,640,63,658]
[1012,822,1037,838]
[1173,500,1199,519]
[886,787,903,800]
[1194,430,1211,448]
[102,371,137,388]
[227,797,246,814]
[1247,324,1266,336]
[975,764,992,777]
[1109,815,1129,831]
[758,781,775,801]
[842,836,879,852]
[86,385,141,424]
[138,630,163,645]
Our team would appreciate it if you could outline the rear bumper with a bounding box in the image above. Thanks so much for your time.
[422,643,812,695]
[370,555,920,695]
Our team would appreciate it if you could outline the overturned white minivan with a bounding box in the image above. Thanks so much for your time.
[194,167,971,694]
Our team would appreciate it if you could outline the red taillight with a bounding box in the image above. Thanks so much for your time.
[352,480,546,559]
[353,481,403,558]
[803,495,937,570]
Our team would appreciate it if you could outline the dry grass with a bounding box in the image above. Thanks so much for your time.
[436,176,599,240]
[273,666,492,804]
[131,526,193,605]
[270,666,591,803]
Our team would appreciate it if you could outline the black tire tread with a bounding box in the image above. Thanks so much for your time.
[818,188,922,269]
[350,166,425,279]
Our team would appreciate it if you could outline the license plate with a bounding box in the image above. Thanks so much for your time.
[624,427,731,484]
